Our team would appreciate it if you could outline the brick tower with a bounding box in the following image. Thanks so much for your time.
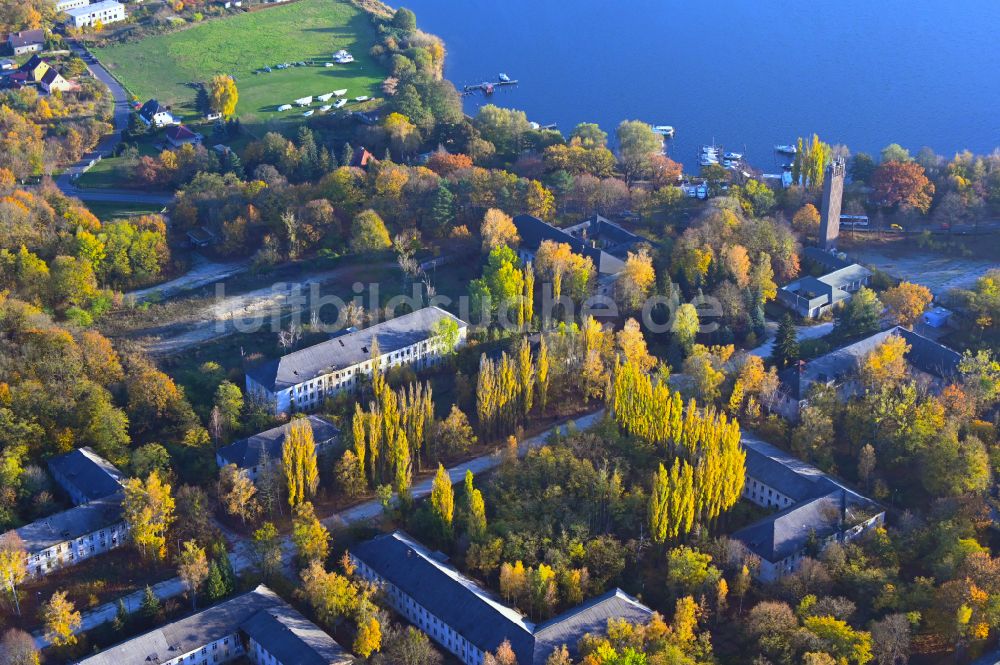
[819,158,846,249]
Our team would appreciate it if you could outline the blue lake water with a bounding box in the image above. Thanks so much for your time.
[402,0,1000,171]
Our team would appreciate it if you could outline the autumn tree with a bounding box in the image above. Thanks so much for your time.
[480,208,519,253]
[250,522,282,580]
[616,120,662,184]
[292,501,330,565]
[858,335,911,391]
[176,540,209,609]
[882,281,933,326]
[355,616,382,658]
[793,203,821,235]
[122,471,175,561]
[0,628,39,665]
[463,470,487,541]
[208,75,239,118]
[350,209,392,253]
[872,160,935,212]
[0,532,27,616]
[430,464,454,531]
[283,418,319,507]
[217,463,259,524]
[672,303,699,352]
[617,247,655,312]
[41,591,81,647]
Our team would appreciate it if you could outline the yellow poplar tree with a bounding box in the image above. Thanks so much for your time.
[283,418,320,507]
[208,74,239,118]
[430,464,454,529]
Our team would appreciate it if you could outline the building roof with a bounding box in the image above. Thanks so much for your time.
[165,124,198,142]
[513,214,626,276]
[8,30,45,48]
[241,604,352,665]
[802,246,851,271]
[76,585,349,665]
[246,306,467,392]
[40,67,65,86]
[817,263,872,288]
[13,492,124,552]
[138,98,166,122]
[780,326,961,400]
[352,531,535,661]
[47,447,125,503]
[65,0,123,17]
[351,531,654,665]
[19,54,45,73]
[531,589,653,664]
[217,416,340,469]
[733,434,881,563]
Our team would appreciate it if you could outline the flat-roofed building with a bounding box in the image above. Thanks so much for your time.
[65,0,126,28]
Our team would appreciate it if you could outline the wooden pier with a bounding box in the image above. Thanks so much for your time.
[461,79,518,96]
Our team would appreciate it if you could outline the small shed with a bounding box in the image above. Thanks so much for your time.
[922,306,952,328]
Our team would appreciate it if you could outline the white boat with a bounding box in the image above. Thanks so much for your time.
[652,125,675,137]
[324,63,334,68]
[333,99,347,109]
[499,73,511,83]
[277,104,293,112]
[724,152,743,160]
[317,92,334,102]
[303,110,314,117]
[775,144,797,154]
[332,89,348,96]
[354,95,369,102]
[319,105,332,112]
[294,96,313,106]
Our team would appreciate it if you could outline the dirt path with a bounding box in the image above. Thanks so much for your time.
[130,261,396,355]
[127,256,251,302]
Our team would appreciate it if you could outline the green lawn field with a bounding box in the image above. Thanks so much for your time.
[93,0,385,128]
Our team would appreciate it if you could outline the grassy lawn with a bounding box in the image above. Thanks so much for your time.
[93,0,386,131]
[84,200,166,221]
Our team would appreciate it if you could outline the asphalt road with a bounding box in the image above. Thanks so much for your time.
[32,408,606,648]
[55,45,173,206]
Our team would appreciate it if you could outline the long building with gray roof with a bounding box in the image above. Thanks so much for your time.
[8,492,127,578]
[246,306,467,414]
[350,531,653,665]
[47,446,125,505]
[76,585,351,665]
[733,434,884,582]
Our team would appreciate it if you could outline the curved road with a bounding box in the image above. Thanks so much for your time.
[32,408,606,648]
[55,45,173,206]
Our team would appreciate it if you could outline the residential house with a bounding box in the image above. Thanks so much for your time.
[777,262,872,319]
[76,585,352,665]
[65,0,126,28]
[246,306,468,415]
[138,98,176,127]
[47,446,126,506]
[349,147,376,169]
[6,493,127,578]
[512,214,643,296]
[40,66,74,93]
[56,0,90,11]
[773,325,961,420]
[7,30,45,55]
[351,531,654,665]
[216,415,340,481]
[733,434,884,582]
[19,54,48,82]
[165,124,202,148]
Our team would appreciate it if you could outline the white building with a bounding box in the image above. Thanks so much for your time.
[65,0,126,28]
[351,531,654,665]
[55,0,89,11]
[245,306,467,415]
[76,585,351,665]
[733,434,885,582]
[10,493,127,578]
